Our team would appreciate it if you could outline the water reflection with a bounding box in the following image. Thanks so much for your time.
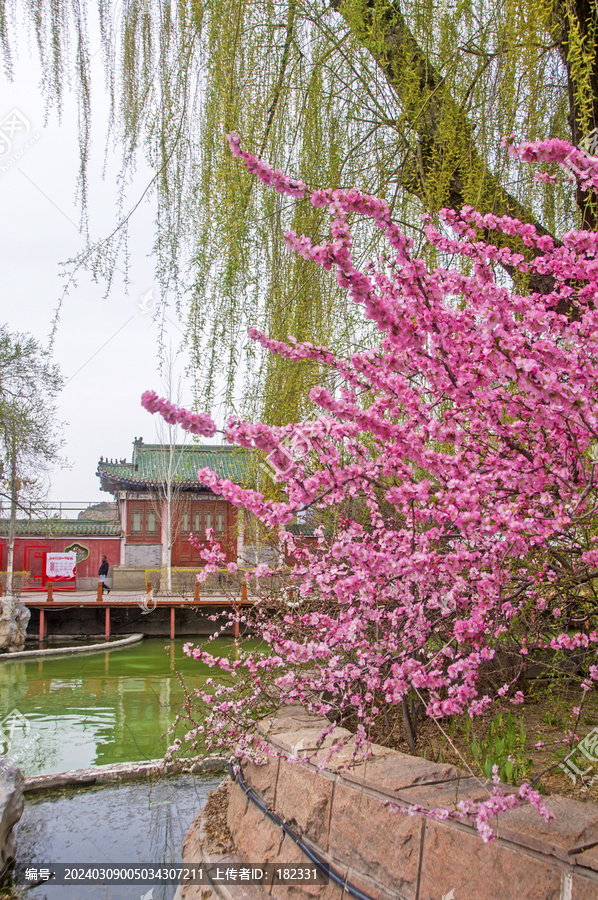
[10,774,222,900]
[0,638,246,776]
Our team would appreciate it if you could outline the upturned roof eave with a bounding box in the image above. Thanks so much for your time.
[0,519,122,536]
[96,469,225,492]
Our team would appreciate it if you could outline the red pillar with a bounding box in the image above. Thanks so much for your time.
[105,607,111,640]
[39,608,46,642]
[97,581,103,602]
[47,583,53,602]
[194,580,200,603]
[170,607,175,640]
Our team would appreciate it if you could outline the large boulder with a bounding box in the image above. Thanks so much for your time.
[0,597,31,653]
[0,757,24,878]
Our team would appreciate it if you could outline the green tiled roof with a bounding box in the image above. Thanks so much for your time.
[287,523,316,537]
[97,441,254,492]
[0,519,122,536]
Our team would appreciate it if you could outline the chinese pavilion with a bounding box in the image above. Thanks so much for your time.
[0,438,311,592]
[96,438,255,589]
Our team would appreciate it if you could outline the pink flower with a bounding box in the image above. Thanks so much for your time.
[146,135,598,847]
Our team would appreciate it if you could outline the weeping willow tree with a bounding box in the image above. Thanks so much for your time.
[1,0,596,421]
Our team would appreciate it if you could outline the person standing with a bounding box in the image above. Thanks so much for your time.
[99,555,110,594]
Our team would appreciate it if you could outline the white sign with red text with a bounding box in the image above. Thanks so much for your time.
[45,552,77,581]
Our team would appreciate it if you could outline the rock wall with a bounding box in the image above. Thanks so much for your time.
[181,706,598,900]
[0,597,31,653]
[0,757,24,878]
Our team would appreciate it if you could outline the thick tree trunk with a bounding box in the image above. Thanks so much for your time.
[166,481,173,595]
[6,445,17,596]
[551,0,598,230]
[334,0,597,298]
[334,2,555,229]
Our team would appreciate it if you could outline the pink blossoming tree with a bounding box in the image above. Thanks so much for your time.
[142,134,598,837]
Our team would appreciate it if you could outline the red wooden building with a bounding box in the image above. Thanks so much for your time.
[96,438,255,589]
[0,518,121,591]
[0,439,312,592]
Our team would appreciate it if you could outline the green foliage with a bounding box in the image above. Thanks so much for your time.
[542,705,565,728]
[466,711,532,785]
[0,326,64,496]
[0,571,29,596]
[0,325,64,591]
[145,565,245,595]
[1,1,597,421]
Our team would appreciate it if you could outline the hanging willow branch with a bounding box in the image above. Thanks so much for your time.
[1,0,596,420]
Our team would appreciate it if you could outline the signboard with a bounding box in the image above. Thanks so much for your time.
[45,552,76,589]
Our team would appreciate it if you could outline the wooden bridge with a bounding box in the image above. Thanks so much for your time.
[18,579,254,641]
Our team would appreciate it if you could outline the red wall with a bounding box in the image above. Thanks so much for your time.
[0,537,121,588]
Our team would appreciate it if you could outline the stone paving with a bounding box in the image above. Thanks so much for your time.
[178,705,598,900]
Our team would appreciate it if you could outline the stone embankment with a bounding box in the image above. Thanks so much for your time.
[23,756,227,793]
[0,632,144,661]
[0,757,24,878]
[178,706,598,900]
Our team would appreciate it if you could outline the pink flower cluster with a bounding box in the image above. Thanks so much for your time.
[392,777,554,844]
[146,134,598,832]
[226,132,307,197]
[141,390,217,437]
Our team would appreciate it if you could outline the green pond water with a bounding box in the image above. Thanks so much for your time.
[5,774,223,900]
[0,637,254,776]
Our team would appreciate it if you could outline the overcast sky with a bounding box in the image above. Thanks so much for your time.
[0,28,200,506]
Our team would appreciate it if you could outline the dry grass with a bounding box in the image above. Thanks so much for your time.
[366,685,598,800]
